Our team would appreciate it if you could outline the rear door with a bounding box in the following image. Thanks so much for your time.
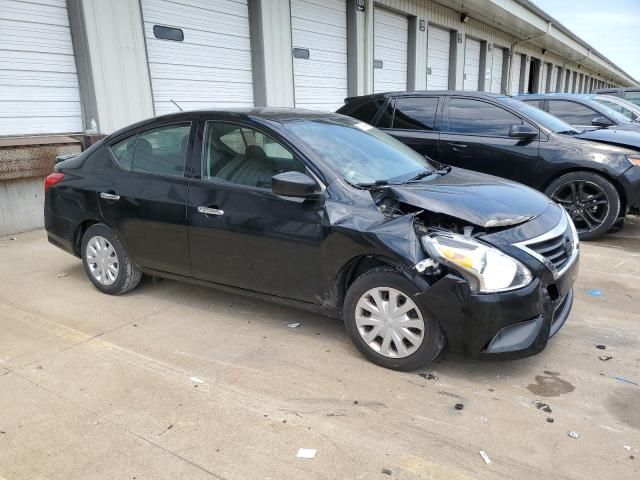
[440,96,541,186]
[98,121,194,275]
[385,96,441,160]
[186,118,326,301]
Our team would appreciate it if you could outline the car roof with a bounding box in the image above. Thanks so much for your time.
[344,90,506,103]
[107,108,346,139]
[514,93,597,101]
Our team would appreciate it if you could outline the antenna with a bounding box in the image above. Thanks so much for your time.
[170,99,184,112]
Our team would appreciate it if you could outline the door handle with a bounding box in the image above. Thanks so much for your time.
[100,192,120,201]
[197,206,224,216]
[450,143,468,149]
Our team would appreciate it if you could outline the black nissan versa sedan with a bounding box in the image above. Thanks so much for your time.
[337,91,640,239]
[45,109,579,371]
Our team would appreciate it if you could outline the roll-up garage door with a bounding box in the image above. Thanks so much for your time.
[373,8,408,93]
[0,0,83,136]
[141,0,254,115]
[291,0,347,111]
[426,25,450,90]
[463,37,481,91]
[510,53,522,94]
[489,47,504,93]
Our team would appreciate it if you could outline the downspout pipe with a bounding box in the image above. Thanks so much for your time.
[506,21,551,95]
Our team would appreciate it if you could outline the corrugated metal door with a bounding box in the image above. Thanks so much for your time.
[291,0,347,111]
[463,37,481,91]
[373,8,408,93]
[510,53,522,94]
[141,0,253,115]
[0,0,83,136]
[490,47,504,93]
[426,25,450,90]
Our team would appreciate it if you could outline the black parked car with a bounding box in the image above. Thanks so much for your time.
[337,91,640,239]
[515,93,640,132]
[593,87,640,108]
[45,109,578,371]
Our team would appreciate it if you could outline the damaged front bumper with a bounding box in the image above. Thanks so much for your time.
[413,251,578,359]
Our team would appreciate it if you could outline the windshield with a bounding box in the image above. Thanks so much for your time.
[283,117,434,185]
[502,97,579,133]
[590,99,635,123]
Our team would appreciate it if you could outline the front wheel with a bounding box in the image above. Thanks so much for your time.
[343,267,444,371]
[545,171,620,240]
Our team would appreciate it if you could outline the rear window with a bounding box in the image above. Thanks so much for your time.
[347,100,384,124]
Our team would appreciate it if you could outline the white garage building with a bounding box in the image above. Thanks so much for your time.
[1,0,638,234]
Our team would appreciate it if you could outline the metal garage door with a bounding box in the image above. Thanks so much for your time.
[291,0,347,111]
[426,25,450,90]
[510,53,522,94]
[141,0,253,115]
[489,47,504,93]
[373,8,408,93]
[463,37,481,91]
[0,0,83,136]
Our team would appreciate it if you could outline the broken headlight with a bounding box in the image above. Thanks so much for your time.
[421,233,532,293]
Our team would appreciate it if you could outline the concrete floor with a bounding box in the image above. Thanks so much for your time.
[0,220,639,480]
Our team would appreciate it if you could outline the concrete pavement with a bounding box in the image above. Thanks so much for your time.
[0,221,639,479]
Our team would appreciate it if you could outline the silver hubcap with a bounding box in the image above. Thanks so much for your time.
[355,287,426,359]
[86,236,119,286]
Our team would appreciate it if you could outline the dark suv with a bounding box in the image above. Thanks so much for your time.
[337,91,640,239]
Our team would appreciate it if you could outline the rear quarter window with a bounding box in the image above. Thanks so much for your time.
[346,100,385,124]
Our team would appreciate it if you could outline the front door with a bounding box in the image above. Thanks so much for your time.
[97,121,193,275]
[439,96,541,187]
[187,120,326,302]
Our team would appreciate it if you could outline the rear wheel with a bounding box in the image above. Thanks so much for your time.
[343,267,444,371]
[81,223,141,295]
[545,171,620,240]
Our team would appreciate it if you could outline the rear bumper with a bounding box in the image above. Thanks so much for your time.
[45,209,78,257]
[416,254,578,359]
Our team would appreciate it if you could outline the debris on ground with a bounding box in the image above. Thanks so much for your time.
[599,355,613,361]
[56,272,69,278]
[533,400,552,413]
[190,377,204,384]
[595,344,606,350]
[438,391,460,398]
[287,323,301,328]
[547,418,554,423]
[586,289,604,297]
[614,376,640,386]
[480,416,488,423]
[418,372,439,381]
[9,237,17,241]
[382,468,392,475]
[455,403,464,411]
[479,451,491,464]
[296,448,317,459]
[568,431,580,439]
[623,445,631,451]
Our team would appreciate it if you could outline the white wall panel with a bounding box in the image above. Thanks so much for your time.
[291,0,347,111]
[510,53,522,94]
[373,7,409,93]
[141,0,254,115]
[426,25,450,90]
[490,47,504,93]
[463,37,481,91]
[0,0,82,135]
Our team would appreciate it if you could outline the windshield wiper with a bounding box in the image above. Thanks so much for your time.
[406,169,434,182]
[436,165,452,175]
[557,130,580,135]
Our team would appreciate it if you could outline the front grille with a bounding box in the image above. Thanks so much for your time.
[526,229,572,270]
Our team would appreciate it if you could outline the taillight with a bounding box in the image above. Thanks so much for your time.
[44,172,65,192]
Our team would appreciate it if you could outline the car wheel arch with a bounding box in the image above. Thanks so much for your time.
[543,167,627,213]
[74,219,101,256]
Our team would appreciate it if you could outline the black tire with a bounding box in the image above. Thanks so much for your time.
[607,217,625,234]
[81,223,142,295]
[545,171,620,241]
[343,267,444,371]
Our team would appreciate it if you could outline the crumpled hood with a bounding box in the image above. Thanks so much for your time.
[386,167,551,228]
[575,128,640,152]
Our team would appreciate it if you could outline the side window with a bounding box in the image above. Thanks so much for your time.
[349,100,384,123]
[375,99,395,128]
[111,135,136,170]
[446,98,523,136]
[522,99,541,109]
[597,99,632,119]
[393,97,439,130]
[110,123,191,176]
[547,101,599,125]
[624,91,640,108]
[202,122,304,189]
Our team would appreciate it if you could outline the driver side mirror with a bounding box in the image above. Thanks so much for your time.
[592,116,614,128]
[272,171,320,198]
[508,124,538,140]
